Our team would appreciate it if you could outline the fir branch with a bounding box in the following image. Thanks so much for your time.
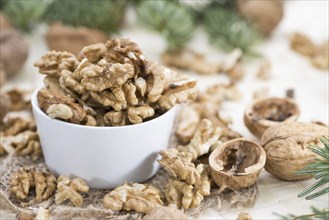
[3,0,51,31]
[44,0,127,32]
[275,207,329,220]
[203,6,261,55]
[296,136,329,200]
[137,0,195,50]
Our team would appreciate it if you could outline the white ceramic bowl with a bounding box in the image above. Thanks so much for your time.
[31,89,177,189]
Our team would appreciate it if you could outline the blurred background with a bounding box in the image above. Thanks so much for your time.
[1,0,328,127]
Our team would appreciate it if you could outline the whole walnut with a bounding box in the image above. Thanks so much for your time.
[0,30,28,78]
[0,92,11,122]
[244,97,300,138]
[261,122,329,181]
[46,23,108,56]
[236,0,283,35]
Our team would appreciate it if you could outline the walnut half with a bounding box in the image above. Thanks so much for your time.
[209,138,266,190]
[244,97,300,138]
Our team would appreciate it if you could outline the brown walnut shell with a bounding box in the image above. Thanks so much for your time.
[45,23,108,56]
[0,30,28,77]
[209,138,266,190]
[244,97,300,138]
[236,0,283,36]
[261,122,329,181]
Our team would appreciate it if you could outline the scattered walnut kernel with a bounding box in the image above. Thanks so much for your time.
[290,33,318,57]
[290,33,329,70]
[178,119,222,161]
[209,138,266,190]
[256,60,271,80]
[10,168,56,202]
[103,183,163,214]
[161,48,221,75]
[244,97,300,138]
[1,117,35,136]
[164,164,210,209]
[159,149,199,185]
[261,122,329,180]
[0,130,41,158]
[55,175,89,207]
[6,89,32,111]
[198,83,241,104]
[175,104,201,144]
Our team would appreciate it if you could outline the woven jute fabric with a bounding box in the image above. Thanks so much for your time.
[0,155,258,219]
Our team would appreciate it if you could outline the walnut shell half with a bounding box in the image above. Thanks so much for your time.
[209,138,266,190]
[261,122,329,181]
[244,97,300,138]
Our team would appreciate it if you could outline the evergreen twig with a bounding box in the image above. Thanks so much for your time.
[296,136,329,200]
[137,0,195,50]
[275,207,329,220]
[203,6,261,55]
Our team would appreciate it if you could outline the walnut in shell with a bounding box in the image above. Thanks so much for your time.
[209,138,266,190]
[0,30,28,78]
[244,97,300,138]
[103,183,163,214]
[0,92,11,122]
[236,0,283,35]
[55,175,89,206]
[261,122,329,181]
[46,22,108,56]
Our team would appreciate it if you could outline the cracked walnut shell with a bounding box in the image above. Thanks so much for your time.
[261,122,329,181]
[244,97,300,138]
[103,183,163,214]
[209,138,266,190]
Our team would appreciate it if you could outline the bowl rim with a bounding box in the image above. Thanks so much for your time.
[31,87,177,130]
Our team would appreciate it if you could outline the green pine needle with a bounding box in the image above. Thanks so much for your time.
[3,0,51,31]
[44,0,126,32]
[203,6,262,55]
[295,136,329,200]
[137,0,195,50]
[275,207,329,220]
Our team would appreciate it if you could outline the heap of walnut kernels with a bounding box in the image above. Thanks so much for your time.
[34,38,198,126]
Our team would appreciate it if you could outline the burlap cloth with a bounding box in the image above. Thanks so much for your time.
[0,153,258,219]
